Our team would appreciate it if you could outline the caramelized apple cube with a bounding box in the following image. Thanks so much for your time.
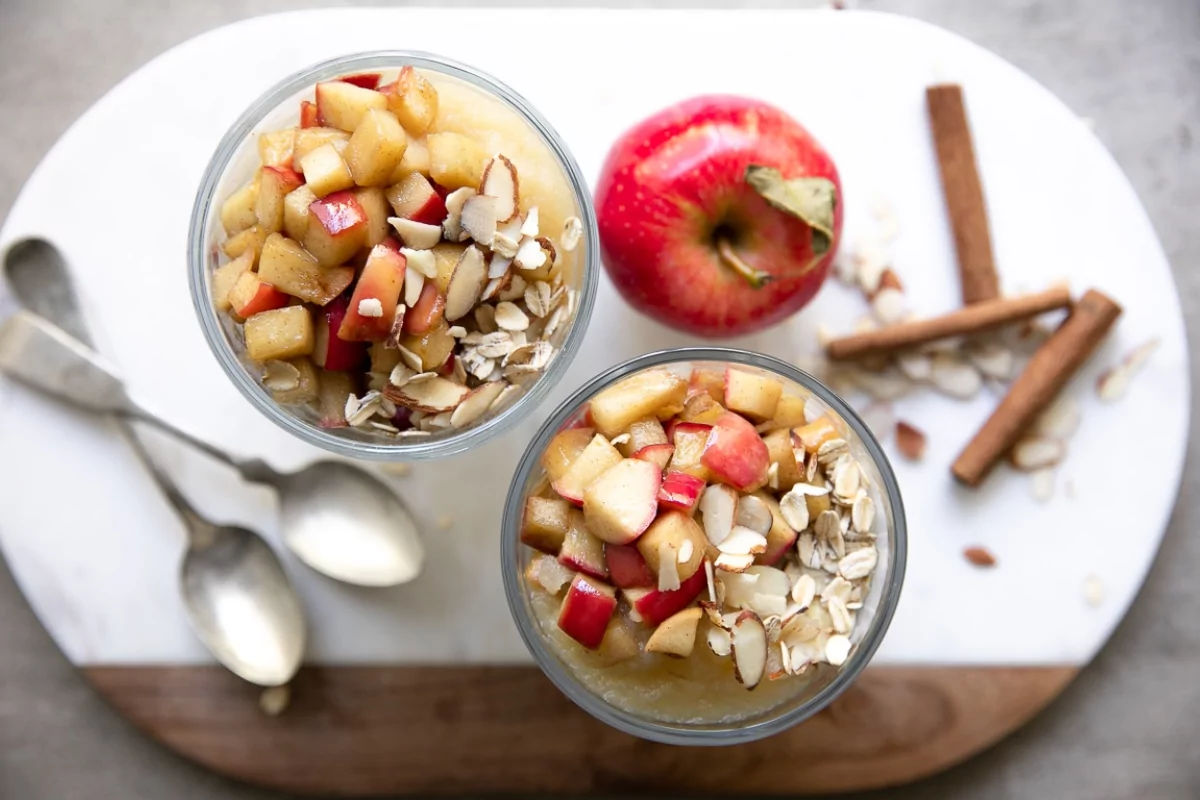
[385,172,447,226]
[298,142,354,198]
[391,137,430,182]
[345,108,408,187]
[283,184,318,242]
[382,67,439,136]
[220,181,258,235]
[637,511,706,582]
[294,127,349,161]
[221,225,270,263]
[353,187,391,247]
[631,443,674,472]
[244,305,314,362]
[299,100,320,128]
[255,166,305,233]
[211,251,254,312]
[702,411,770,492]
[796,414,841,454]
[313,295,367,371]
[582,458,662,545]
[616,416,668,457]
[557,574,617,650]
[770,395,808,429]
[338,243,406,342]
[430,242,466,292]
[257,129,296,168]
[427,132,486,189]
[258,233,354,305]
[680,392,725,426]
[401,280,445,335]
[762,428,803,491]
[316,369,356,427]
[314,80,387,133]
[338,72,382,90]
[227,271,288,318]
[521,495,572,555]
[589,369,688,439]
[398,320,455,372]
[605,543,655,588]
[304,191,368,267]
[688,368,725,403]
[540,427,596,482]
[558,509,608,580]
[552,433,623,505]
[667,422,712,481]
[724,368,783,422]
[368,341,402,374]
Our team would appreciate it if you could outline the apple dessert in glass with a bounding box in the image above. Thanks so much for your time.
[503,349,905,744]
[190,53,595,459]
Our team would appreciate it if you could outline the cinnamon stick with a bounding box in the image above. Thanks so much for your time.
[927,84,999,305]
[826,286,1071,361]
[952,289,1122,486]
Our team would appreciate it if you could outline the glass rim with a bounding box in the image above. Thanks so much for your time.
[187,50,599,461]
[500,346,908,745]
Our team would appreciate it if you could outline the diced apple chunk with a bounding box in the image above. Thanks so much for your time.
[762,429,803,491]
[385,171,447,226]
[771,395,808,429]
[344,108,408,187]
[521,496,572,555]
[582,458,662,545]
[304,191,368,267]
[397,320,455,372]
[427,132,487,190]
[255,166,304,233]
[220,181,258,235]
[557,509,608,580]
[796,414,841,454]
[605,543,655,588]
[617,416,668,457]
[314,80,387,133]
[221,225,270,263]
[244,305,314,362]
[637,511,706,582]
[680,392,725,425]
[631,443,674,472]
[268,357,319,405]
[283,185,317,242]
[317,369,355,427]
[211,251,254,312]
[724,368,784,422]
[257,129,296,168]
[353,187,391,247]
[589,368,688,438]
[667,422,712,481]
[227,271,288,318]
[702,411,771,492]
[689,368,726,403]
[540,427,596,482]
[298,143,354,198]
[644,606,702,658]
[258,233,354,305]
[557,574,617,650]
[294,127,349,161]
[391,137,430,182]
[338,243,406,342]
[382,67,439,136]
[552,433,623,505]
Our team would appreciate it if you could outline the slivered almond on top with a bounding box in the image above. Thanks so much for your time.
[480,154,519,222]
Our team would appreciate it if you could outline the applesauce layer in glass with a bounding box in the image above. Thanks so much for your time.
[209,66,584,439]
[519,362,885,725]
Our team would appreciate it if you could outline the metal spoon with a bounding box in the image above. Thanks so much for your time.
[0,307,305,686]
[2,239,424,587]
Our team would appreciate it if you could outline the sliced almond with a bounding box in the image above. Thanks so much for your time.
[1010,436,1066,471]
[460,194,499,246]
[498,273,527,303]
[964,546,997,567]
[1097,338,1160,401]
[871,287,907,325]
[896,351,933,382]
[895,420,927,461]
[967,342,1015,380]
[535,236,557,266]
[561,216,583,251]
[494,301,530,332]
[706,624,732,656]
[715,552,756,573]
[479,154,519,223]
[400,247,436,281]
[734,495,772,536]
[389,217,442,250]
[1035,395,1082,439]
[657,541,681,592]
[514,236,547,271]
[749,592,788,618]
[443,245,487,321]
[449,381,505,429]
[488,382,520,413]
[699,484,739,546]
[718,526,769,556]
[778,488,811,532]
[480,276,505,303]
[385,376,470,413]
[487,254,513,281]
[730,611,768,689]
[403,265,425,308]
[441,187,474,242]
[704,560,717,604]
[397,344,423,372]
[262,360,301,392]
[387,305,407,349]
[930,354,982,399]
[520,207,539,237]
[491,232,520,259]
[474,303,497,334]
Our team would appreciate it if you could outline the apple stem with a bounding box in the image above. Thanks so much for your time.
[715,238,773,289]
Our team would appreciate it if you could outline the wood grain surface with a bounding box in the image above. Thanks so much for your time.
[84,664,1077,796]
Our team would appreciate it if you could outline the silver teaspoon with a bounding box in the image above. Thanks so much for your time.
[0,310,305,686]
[2,239,424,587]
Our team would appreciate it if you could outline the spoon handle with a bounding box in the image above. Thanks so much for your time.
[120,419,219,541]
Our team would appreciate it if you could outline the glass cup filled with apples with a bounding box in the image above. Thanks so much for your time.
[502,348,906,744]
[189,52,596,459]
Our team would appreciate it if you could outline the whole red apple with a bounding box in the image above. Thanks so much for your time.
[595,96,843,338]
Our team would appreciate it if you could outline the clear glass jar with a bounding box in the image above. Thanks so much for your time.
[501,347,906,745]
[188,52,597,460]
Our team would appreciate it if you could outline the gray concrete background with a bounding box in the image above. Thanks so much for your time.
[1,1,1197,798]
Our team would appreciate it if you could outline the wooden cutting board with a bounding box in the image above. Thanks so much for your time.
[0,7,1186,795]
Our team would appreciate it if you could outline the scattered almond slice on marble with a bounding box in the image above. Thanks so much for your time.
[930,353,982,399]
[1010,436,1065,471]
[1030,467,1055,502]
[1097,338,1160,401]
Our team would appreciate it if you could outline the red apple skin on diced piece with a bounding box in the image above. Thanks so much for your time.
[313,294,368,371]
[306,191,368,267]
[605,543,656,589]
[625,565,707,626]
[702,411,770,492]
[300,101,321,128]
[657,471,706,514]
[540,427,596,483]
[558,574,618,650]
[339,72,381,90]
[402,281,446,335]
[385,172,447,226]
[582,458,662,545]
[632,442,674,472]
[353,187,391,248]
[337,244,406,342]
[552,434,624,506]
[557,510,608,580]
[228,272,288,318]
